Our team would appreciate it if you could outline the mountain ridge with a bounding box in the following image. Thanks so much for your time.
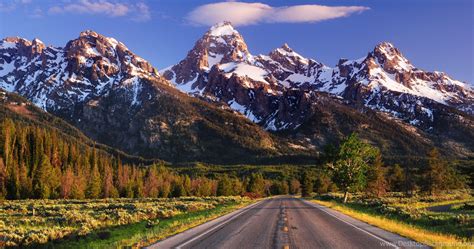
[1,24,473,162]
[162,22,473,132]
[0,31,308,163]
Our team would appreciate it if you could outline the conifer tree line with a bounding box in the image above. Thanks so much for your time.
[0,119,296,199]
[0,119,468,200]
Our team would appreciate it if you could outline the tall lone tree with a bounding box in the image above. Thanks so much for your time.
[301,171,313,197]
[328,133,377,203]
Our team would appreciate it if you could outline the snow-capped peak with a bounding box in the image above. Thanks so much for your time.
[372,42,413,72]
[272,43,309,65]
[0,31,166,111]
[32,38,44,45]
[208,21,238,37]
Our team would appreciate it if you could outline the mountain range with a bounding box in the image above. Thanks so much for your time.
[1,22,473,163]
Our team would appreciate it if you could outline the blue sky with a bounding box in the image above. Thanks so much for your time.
[0,0,472,83]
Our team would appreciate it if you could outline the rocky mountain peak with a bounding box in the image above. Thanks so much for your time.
[200,21,251,66]
[1,37,31,49]
[280,43,293,52]
[79,30,99,38]
[0,31,165,111]
[64,30,158,78]
[371,42,413,73]
[1,37,45,59]
[270,43,307,62]
[207,21,238,37]
[265,43,319,74]
[162,22,252,84]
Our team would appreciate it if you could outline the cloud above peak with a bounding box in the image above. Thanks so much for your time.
[48,0,151,22]
[49,0,129,17]
[186,2,369,26]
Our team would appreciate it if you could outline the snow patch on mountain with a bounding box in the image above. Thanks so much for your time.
[220,62,269,84]
[228,99,261,123]
[209,22,238,36]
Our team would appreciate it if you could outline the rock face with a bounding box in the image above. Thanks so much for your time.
[162,22,474,132]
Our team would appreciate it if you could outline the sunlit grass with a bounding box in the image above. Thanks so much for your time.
[0,197,254,248]
[53,200,254,248]
[312,199,472,249]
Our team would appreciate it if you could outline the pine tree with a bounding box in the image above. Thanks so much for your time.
[301,171,313,197]
[183,175,192,196]
[160,180,171,198]
[33,155,53,199]
[102,162,118,198]
[171,181,186,197]
[0,157,6,199]
[61,166,74,199]
[19,163,31,198]
[71,168,86,199]
[422,149,466,195]
[217,175,233,196]
[423,149,447,195]
[366,152,388,197]
[388,164,404,192]
[289,179,301,195]
[248,173,265,196]
[144,165,159,198]
[132,167,144,198]
[86,163,102,199]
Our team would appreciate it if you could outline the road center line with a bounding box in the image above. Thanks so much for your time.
[175,199,266,249]
[302,199,400,249]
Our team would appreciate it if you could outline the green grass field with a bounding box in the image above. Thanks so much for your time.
[0,197,253,248]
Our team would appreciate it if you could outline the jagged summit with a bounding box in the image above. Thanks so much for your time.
[270,43,310,65]
[371,42,414,72]
[32,38,44,44]
[281,43,291,51]
[208,21,238,37]
[79,29,100,38]
[161,22,252,85]
[1,37,29,47]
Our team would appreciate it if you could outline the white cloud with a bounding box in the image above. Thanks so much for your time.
[48,0,151,21]
[186,2,369,26]
[132,2,151,22]
[49,0,129,17]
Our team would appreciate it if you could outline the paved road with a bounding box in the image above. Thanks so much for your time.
[149,196,427,249]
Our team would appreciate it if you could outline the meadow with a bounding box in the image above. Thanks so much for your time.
[0,196,251,247]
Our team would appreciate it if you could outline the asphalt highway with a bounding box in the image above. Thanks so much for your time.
[149,196,428,249]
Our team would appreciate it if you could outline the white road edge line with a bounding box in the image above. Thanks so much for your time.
[175,199,265,249]
[303,199,400,249]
